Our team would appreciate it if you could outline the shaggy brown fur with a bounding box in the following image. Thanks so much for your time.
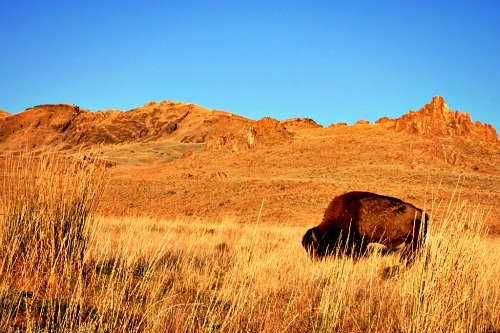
[302,191,428,261]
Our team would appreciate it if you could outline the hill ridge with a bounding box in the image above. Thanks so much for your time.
[0,97,498,152]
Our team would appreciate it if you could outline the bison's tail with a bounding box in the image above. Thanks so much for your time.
[413,211,428,249]
[421,212,429,243]
[403,211,429,266]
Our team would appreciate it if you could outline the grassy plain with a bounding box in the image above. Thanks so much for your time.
[1,152,499,332]
[2,214,500,332]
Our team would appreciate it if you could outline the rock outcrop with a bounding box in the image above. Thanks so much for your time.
[282,118,322,130]
[394,96,499,142]
[327,122,348,128]
[205,117,292,151]
[375,116,393,124]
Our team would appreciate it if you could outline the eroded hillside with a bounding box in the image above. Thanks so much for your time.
[0,101,253,151]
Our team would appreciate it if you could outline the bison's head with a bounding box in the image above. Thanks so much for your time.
[302,228,318,253]
[302,227,328,258]
[303,227,344,259]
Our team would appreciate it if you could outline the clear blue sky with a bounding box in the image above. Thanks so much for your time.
[1,0,499,130]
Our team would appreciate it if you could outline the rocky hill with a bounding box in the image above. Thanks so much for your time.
[0,101,253,151]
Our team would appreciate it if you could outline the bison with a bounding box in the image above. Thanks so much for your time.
[302,191,428,262]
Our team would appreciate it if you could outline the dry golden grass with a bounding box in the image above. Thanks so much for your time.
[85,209,499,333]
[0,153,499,332]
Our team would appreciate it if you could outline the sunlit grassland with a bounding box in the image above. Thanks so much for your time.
[0,153,499,332]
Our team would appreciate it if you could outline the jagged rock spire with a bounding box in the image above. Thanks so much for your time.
[394,96,499,142]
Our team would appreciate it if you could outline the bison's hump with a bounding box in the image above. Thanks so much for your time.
[359,197,420,221]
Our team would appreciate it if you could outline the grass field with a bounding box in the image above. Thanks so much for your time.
[1,153,499,332]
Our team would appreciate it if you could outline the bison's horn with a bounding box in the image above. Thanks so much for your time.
[311,229,319,244]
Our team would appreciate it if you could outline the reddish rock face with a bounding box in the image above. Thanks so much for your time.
[205,116,292,152]
[393,96,499,142]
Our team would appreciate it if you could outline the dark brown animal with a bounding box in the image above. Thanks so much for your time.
[302,191,428,261]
